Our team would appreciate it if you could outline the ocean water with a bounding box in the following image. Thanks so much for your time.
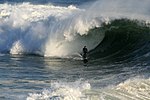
[0,0,150,100]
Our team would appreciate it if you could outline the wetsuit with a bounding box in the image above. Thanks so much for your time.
[83,47,88,59]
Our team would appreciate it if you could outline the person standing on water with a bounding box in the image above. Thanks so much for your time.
[83,46,88,56]
[82,46,88,63]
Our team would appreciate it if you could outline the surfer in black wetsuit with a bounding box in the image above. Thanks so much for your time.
[82,46,88,63]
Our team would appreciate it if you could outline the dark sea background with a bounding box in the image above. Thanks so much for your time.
[0,0,150,100]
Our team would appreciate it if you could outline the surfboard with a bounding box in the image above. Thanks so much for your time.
[83,58,88,63]
[79,53,88,64]
[82,53,88,64]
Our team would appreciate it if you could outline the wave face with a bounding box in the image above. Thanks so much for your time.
[1,0,150,58]
[89,19,150,61]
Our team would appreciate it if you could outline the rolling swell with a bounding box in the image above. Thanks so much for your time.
[89,19,150,61]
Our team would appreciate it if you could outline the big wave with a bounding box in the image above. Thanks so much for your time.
[0,0,150,59]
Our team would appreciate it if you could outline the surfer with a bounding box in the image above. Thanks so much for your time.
[82,46,88,63]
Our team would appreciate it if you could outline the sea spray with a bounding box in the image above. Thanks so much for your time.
[87,0,150,21]
[0,3,103,57]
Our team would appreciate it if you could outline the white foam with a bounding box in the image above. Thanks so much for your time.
[27,80,91,100]
[93,77,150,100]
[0,3,103,57]
[26,77,150,100]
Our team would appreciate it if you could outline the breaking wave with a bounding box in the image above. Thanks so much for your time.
[0,2,102,57]
[27,77,150,100]
[0,0,150,59]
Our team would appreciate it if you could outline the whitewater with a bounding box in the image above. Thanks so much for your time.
[0,2,103,57]
[0,0,150,100]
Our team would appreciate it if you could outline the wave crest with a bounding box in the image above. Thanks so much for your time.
[1,1,150,58]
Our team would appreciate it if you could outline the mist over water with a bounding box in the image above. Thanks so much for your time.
[0,2,101,57]
[0,0,93,5]
[89,0,150,20]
